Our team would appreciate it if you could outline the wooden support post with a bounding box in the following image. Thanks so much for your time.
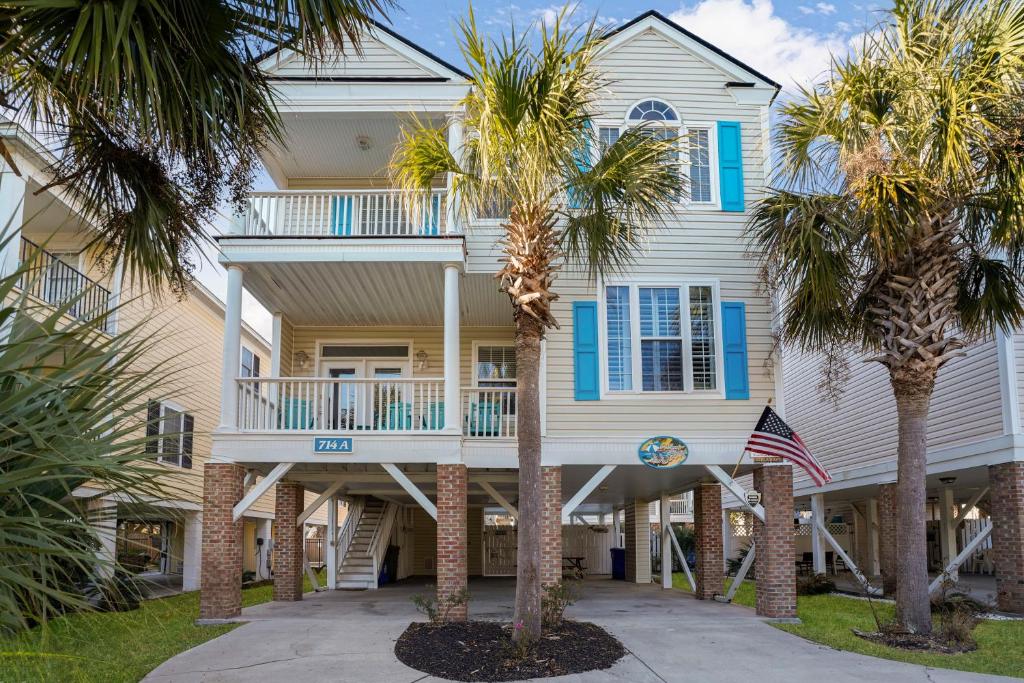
[661,494,672,589]
[811,494,826,575]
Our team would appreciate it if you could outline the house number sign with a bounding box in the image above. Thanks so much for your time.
[313,437,353,453]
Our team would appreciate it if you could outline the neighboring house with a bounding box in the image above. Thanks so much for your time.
[200,12,799,620]
[0,122,330,594]
[780,330,1023,612]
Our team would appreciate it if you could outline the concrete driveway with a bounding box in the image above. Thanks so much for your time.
[145,578,1012,683]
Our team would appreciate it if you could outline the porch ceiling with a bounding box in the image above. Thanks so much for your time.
[793,465,993,510]
[562,464,756,508]
[242,262,511,326]
[263,112,447,186]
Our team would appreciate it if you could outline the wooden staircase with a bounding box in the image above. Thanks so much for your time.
[336,497,388,590]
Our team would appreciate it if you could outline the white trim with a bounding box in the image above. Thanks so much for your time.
[217,237,466,266]
[562,465,616,523]
[598,277,725,398]
[314,338,414,374]
[705,465,765,522]
[381,464,437,519]
[233,463,294,521]
[156,400,190,468]
[477,480,518,520]
[996,325,1020,435]
[297,480,345,526]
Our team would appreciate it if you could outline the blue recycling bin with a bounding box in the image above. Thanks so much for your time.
[610,547,626,580]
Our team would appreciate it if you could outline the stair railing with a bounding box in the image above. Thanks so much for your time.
[336,497,364,580]
[368,502,400,590]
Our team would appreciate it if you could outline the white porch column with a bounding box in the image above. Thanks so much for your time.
[445,114,464,234]
[0,164,26,344]
[811,493,826,575]
[612,507,621,547]
[443,263,460,432]
[219,264,245,430]
[271,312,283,376]
[722,508,733,567]
[326,495,338,590]
[939,486,958,581]
[86,498,118,579]
[866,498,880,576]
[182,511,203,591]
[660,493,672,589]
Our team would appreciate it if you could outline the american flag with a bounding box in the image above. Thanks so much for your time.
[744,406,832,486]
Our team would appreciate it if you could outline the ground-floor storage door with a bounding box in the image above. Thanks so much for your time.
[483,526,517,576]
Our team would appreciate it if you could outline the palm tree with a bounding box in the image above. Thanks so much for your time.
[748,0,1024,634]
[391,7,682,642]
[0,230,180,631]
[0,0,393,292]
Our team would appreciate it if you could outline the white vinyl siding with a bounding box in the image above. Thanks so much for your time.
[783,338,1005,491]
[269,37,436,79]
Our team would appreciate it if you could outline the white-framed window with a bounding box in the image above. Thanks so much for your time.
[240,346,260,378]
[596,99,718,207]
[146,400,194,468]
[601,281,722,395]
[475,345,517,388]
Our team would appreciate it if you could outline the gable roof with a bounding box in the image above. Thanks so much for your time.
[257,18,470,82]
[602,10,781,92]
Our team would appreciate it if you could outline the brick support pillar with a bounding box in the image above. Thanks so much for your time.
[753,466,796,619]
[273,482,304,602]
[199,463,245,621]
[541,466,563,585]
[877,482,898,596]
[437,464,468,621]
[694,483,724,600]
[990,462,1024,613]
[624,499,651,584]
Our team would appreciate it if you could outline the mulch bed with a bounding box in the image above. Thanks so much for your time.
[852,629,977,655]
[395,620,626,682]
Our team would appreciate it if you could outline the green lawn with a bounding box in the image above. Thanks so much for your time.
[0,575,317,683]
[672,573,1024,679]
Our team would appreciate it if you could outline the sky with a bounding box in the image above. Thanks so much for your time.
[195,0,886,340]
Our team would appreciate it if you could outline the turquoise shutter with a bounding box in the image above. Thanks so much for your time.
[568,119,593,210]
[573,301,600,400]
[721,301,749,400]
[717,121,744,212]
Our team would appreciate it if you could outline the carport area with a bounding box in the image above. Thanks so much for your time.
[145,577,1001,682]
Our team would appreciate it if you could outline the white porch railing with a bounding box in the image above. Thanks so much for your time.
[242,189,454,237]
[236,377,445,432]
[461,387,517,438]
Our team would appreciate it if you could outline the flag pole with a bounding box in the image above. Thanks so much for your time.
[731,397,773,480]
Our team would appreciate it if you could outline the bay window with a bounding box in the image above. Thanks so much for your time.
[604,282,720,394]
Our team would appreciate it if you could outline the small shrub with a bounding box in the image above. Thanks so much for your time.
[936,602,979,648]
[727,542,752,576]
[541,579,580,627]
[82,573,142,613]
[796,573,836,596]
[411,586,470,625]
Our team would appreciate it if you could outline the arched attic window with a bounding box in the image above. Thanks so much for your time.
[626,99,679,122]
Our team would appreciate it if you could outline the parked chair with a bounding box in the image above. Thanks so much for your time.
[797,552,814,576]
[280,398,311,430]
[423,401,445,430]
[468,400,501,436]
[384,402,413,430]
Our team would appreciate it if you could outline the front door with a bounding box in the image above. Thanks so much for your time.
[320,357,410,430]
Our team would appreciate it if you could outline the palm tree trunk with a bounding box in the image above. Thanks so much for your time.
[890,368,936,635]
[512,311,544,642]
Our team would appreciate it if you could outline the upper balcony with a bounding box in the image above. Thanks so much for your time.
[242,188,455,238]
[15,236,115,331]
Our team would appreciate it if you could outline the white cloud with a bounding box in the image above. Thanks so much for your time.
[816,3,837,15]
[669,0,847,90]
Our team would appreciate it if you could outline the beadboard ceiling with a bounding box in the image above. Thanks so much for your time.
[242,261,512,327]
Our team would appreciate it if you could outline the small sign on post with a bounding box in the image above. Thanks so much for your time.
[745,490,762,508]
[313,437,353,454]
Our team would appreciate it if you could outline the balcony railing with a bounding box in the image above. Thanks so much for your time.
[17,237,113,325]
[242,189,455,237]
[236,378,517,438]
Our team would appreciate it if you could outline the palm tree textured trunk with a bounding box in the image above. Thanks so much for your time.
[891,369,935,634]
[513,312,545,641]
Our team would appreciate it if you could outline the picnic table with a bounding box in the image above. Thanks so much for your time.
[563,556,586,572]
